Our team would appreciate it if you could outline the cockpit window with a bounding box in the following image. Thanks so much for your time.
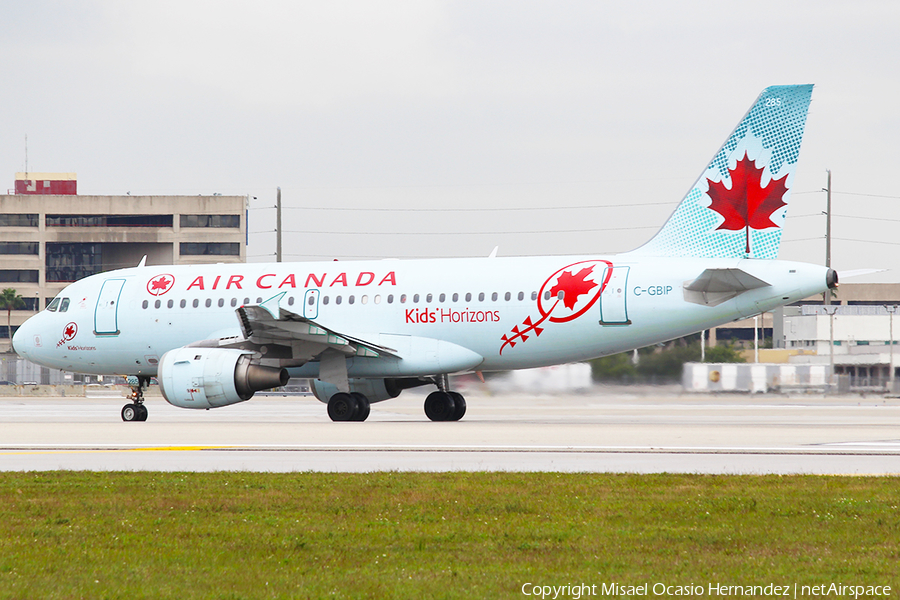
[47,298,61,312]
[59,298,70,312]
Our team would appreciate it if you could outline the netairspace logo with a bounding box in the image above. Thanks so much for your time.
[519,581,893,599]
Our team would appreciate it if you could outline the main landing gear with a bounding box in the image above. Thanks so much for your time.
[327,392,371,422]
[424,374,466,422]
[122,375,150,422]
[424,391,466,422]
[325,377,467,423]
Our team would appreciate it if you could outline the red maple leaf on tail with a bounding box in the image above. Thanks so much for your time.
[706,152,788,254]
[549,266,597,311]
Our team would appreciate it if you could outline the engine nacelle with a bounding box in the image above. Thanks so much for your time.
[159,347,289,409]
[311,377,428,404]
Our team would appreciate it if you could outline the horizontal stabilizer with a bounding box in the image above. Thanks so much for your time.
[683,268,770,307]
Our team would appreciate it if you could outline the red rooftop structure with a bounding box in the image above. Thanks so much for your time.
[15,172,77,195]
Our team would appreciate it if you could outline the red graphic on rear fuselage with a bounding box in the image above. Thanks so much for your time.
[499,260,612,354]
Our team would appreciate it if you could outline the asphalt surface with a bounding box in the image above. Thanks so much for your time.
[1,388,898,474]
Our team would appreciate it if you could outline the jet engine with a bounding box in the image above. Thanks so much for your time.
[158,347,288,409]
[310,377,428,404]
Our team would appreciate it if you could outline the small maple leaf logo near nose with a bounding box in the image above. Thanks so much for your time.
[147,274,175,296]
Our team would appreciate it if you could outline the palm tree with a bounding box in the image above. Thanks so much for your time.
[0,288,25,341]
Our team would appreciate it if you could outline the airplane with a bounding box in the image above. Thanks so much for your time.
[12,84,837,423]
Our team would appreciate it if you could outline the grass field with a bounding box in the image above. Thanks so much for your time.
[0,472,898,599]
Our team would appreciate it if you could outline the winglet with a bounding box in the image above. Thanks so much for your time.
[259,292,286,319]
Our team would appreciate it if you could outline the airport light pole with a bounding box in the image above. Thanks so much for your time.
[823,305,837,390]
[886,305,897,391]
[823,170,832,305]
[276,186,282,263]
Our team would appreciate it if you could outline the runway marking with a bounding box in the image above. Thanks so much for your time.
[2,444,900,456]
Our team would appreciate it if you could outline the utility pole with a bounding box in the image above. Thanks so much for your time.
[824,170,832,305]
[276,186,282,263]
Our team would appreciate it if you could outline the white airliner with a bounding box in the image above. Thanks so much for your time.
[13,84,837,422]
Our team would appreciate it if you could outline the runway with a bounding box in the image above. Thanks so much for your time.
[1,389,899,474]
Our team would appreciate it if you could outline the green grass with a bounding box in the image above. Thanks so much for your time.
[0,472,898,599]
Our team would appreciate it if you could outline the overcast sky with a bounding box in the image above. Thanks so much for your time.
[2,1,899,281]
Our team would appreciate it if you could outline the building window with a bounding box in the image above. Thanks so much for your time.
[0,214,38,227]
[180,214,240,228]
[0,242,38,255]
[180,243,240,256]
[46,214,173,227]
[46,243,102,282]
[0,270,38,283]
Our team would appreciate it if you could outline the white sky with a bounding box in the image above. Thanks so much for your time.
[2,1,899,281]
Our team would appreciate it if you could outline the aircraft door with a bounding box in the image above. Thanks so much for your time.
[94,278,126,335]
[599,266,631,325]
[303,289,320,319]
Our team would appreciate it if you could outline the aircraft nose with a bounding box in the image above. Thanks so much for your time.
[11,318,29,358]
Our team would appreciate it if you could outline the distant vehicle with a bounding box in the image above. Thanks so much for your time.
[23,381,38,385]
[0,380,12,386]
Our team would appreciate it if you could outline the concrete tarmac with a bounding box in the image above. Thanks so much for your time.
[1,389,899,474]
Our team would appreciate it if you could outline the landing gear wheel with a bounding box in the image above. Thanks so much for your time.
[136,404,149,422]
[351,392,370,422]
[424,391,456,422]
[121,403,140,422]
[327,392,359,422]
[448,392,466,421]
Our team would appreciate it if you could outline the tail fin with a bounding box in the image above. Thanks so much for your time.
[628,84,813,259]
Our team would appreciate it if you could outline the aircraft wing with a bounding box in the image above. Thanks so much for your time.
[235,293,398,360]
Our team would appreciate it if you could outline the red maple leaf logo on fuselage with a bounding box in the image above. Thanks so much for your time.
[706,152,788,255]
[549,266,598,311]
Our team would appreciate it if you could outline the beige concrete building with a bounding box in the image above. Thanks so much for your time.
[0,193,247,349]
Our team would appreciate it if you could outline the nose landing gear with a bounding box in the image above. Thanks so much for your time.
[122,375,150,422]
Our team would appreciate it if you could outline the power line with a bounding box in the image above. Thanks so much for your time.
[279,225,659,236]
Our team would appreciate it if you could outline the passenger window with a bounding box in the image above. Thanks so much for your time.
[387,295,393,304]
[180,299,186,308]
[231,298,237,307]
[155,300,161,309]
[59,298,70,312]
[323,296,330,305]
[439,293,445,303]
[465,293,472,302]
[336,296,342,305]
[413,294,419,303]
[491,292,498,302]
[557,290,564,300]
[256,297,262,303]
[193,299,199,308]
[307,296,314,306]
[287,296,295,306]
[478,292,485,302]
[544,291,551,301]
[518,292,524,301]
[374,295,381,304]
[243,297,250,305]
[504,292,511,301]
[47,298,60,312]
[205,299,212,308]
[452,293,458,302]
[400,294,407,303]
[361,295,368,305]
[349,295,355,305]
[218,298,224,307]
[531,291,538,301]
[426,293,432,302]
[167,299,174,309]
[142,300,148,309]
